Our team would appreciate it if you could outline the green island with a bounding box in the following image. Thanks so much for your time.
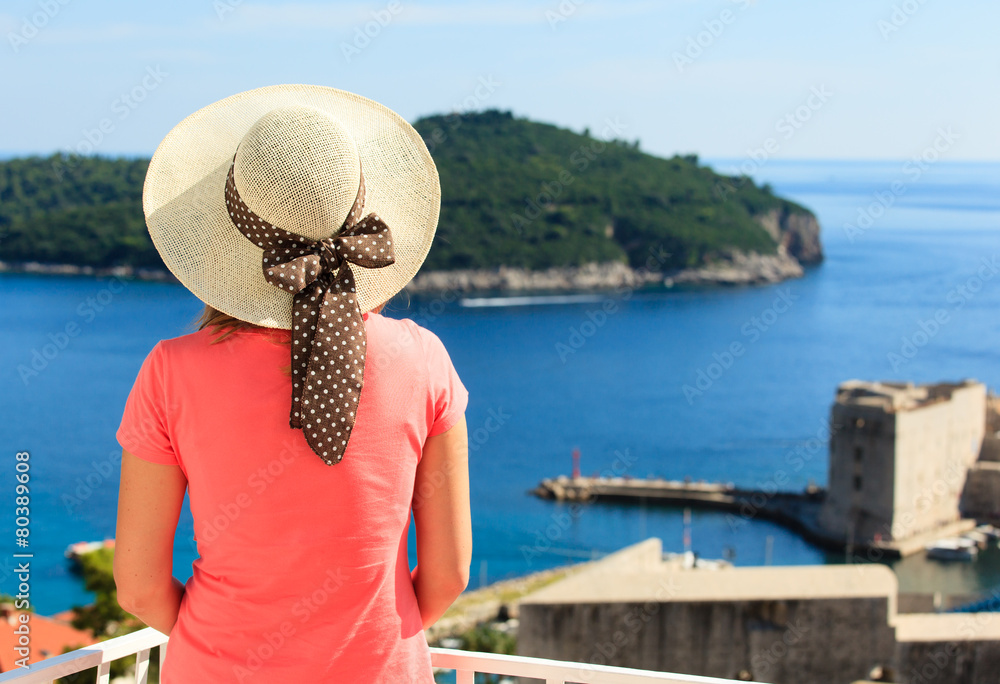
[0,110,821,288]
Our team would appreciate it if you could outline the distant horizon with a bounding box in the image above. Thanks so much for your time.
[2,151,999,165]
[2,105,997,163]
[0,142,1000,167]
[3,1,998,161]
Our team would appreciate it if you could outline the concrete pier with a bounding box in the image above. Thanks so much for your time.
[532,474,818,508]
[531,475,977,558]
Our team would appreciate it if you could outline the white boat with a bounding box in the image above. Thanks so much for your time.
[925,537,978,561]
[962,530,990,549]
[975,524,1000,542]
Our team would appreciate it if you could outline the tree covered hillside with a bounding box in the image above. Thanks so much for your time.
[415,110,811,273]
[0,155,156,268]
[0,110,817,274]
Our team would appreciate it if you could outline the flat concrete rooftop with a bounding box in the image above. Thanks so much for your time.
[893,612,1000,642]
[523,539,898,605]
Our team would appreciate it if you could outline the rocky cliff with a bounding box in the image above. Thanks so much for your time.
[755,208,824,265]
[406,207,822,294]
[405,247,810,294]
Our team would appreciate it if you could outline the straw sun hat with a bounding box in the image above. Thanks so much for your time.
[142,84,441,465]
[143,83,441,328]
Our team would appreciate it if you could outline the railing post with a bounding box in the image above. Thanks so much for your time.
[455,669,475,684]
[96,661,111,684]
[134,648,151,684]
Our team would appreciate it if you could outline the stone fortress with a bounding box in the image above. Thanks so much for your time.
[516,380,1000,683]
[819,379,1000,553]
[518,539,1000,684]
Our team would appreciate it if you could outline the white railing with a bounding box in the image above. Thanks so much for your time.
[431,648,740,683]
[0,628,168,683]
[0,628,740,683]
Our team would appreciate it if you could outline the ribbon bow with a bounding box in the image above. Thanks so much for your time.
[225,158,395,465]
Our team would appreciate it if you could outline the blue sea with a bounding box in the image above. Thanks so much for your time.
[2,160,999,615]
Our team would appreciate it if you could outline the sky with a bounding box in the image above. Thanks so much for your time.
[1,0,998,162]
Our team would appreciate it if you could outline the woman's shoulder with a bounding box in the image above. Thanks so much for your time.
[366,312,446,353]
[151,326,274,363]
[159,325,289,348]
[154,327,222,354]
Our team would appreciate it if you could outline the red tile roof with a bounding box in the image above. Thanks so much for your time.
[0,605,97,672]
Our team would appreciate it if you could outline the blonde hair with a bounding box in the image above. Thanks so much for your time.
[195,305,262,342]
[194,302,387,341]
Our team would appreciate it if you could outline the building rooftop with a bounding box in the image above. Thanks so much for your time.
[0,605,97,672]
[522,539,898,606]
[893,613,1000,642]
[835,379,983,413]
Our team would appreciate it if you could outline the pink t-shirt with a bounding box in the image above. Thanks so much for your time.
[116,312,468,683]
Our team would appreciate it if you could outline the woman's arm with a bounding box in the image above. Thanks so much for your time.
[411,415,472,629]
[113,449,188,635]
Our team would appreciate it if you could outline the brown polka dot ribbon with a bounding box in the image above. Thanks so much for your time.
[224,157,395,465]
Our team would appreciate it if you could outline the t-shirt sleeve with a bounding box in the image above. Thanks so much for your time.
[420,326,469,438]
[116,341,179,466]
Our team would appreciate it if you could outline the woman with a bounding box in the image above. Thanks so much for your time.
[113,85,471,683]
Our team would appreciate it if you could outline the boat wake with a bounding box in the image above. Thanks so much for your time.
[459,293,609,308]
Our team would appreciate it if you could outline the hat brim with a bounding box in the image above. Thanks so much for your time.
[143,84,440,328]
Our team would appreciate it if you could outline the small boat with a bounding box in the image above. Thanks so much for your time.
[975,524,1000,542]
[962,530,991,549]
[925,537,978,561]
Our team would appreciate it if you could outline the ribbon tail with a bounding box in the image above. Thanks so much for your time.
[298,265,368,465]
[288,281,326,429]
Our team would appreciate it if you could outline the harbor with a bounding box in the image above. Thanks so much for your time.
[535,380,1000,562]
[531,473,864,557]
[532,473,996,561]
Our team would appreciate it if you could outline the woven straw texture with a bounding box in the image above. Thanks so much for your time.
[143,84,440,329]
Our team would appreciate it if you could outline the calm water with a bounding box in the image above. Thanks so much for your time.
[2,160,999,614]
